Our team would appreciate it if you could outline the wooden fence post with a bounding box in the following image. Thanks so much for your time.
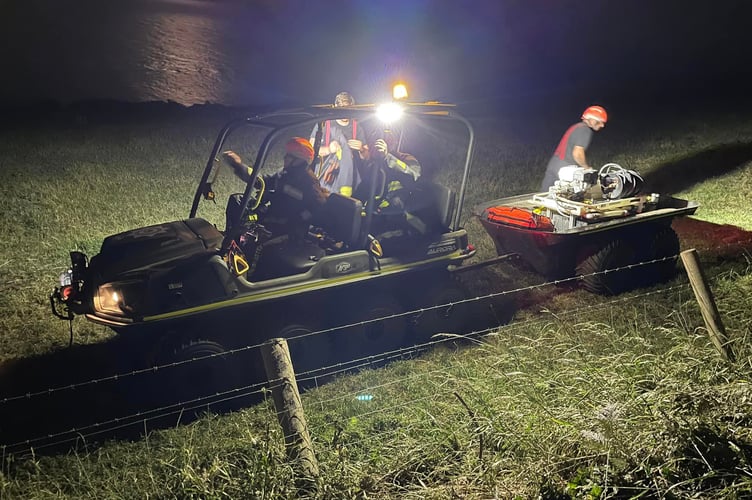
[680,249,735,363]
[260,338,319,493]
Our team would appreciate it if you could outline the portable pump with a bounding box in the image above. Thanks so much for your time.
[552,163,645,201]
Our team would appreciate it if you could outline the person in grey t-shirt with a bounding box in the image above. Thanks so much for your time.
[540,105,608,191]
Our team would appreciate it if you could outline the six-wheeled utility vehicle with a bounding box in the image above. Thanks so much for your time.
[50,96,500,393]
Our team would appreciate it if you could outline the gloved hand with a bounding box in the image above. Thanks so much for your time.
[374,138,388,156]
[222,150,243,168]
[222,151,252,182]
[358,142,370,160]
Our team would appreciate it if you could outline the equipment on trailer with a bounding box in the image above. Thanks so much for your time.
[547,163,645,204]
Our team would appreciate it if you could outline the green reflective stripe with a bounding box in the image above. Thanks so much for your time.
[142,250,468,323]
[387,180,402,192]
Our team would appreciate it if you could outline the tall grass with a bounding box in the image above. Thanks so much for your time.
[1,102,752,498]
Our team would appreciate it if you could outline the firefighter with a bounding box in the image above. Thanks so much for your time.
[309,91,368,197]
[365,130,444,242]
[540,105,607,191]
[370,129,421,211]
[222,137,329,241]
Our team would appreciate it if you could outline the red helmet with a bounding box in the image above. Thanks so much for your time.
[582,105,608,123]
[285,137,315,163]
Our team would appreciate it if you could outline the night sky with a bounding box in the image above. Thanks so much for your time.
[309,1,750,94]
[1,0,750,109]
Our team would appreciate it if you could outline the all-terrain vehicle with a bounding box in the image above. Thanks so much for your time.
[50,93,503,395]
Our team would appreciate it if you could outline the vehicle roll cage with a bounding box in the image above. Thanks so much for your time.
[189,103,476,250]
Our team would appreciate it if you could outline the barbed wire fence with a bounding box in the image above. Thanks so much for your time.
[0,245,748,465]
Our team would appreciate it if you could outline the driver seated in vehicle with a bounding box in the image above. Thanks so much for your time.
[223,137,330,243]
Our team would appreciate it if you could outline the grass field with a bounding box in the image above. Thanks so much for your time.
[1,100,752,498]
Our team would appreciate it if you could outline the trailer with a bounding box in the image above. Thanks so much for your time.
[474,164,699,295]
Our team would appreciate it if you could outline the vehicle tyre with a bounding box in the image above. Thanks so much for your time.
[343,294,409,364]
[576,239,638,295]
[416,282,469,338]
[275,322,331,380]
[642,226,680,285]
[148,338,247,418]
[408,277,484,342]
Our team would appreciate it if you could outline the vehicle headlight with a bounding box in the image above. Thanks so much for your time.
[94,281,142,316]
[58,270,73,287]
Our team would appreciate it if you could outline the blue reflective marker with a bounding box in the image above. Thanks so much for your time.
[355,394,373,401]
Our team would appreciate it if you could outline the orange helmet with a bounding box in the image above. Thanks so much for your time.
[582,105,608,123]
[285,137,315,164]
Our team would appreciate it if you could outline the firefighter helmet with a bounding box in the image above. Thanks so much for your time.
[582,105,608,123]
[285,137,315,164]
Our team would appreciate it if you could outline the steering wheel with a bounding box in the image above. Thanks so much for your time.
[248,176,265,211]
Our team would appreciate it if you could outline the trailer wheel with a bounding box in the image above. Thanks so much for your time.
[642,226,680,285]
[576,239,638,295]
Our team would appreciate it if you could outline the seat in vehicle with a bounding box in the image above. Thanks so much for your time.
[316,193,363,248]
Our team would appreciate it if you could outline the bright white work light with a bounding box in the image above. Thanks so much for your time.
[376,102,403,124]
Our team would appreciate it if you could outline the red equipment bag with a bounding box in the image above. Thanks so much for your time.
[484,206,555,231]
